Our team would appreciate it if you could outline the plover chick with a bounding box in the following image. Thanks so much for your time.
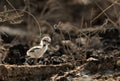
[26,36,51,61]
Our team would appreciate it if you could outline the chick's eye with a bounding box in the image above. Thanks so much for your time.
[43,39,50,43]
[43,40,47,42]
[43,44,46,47]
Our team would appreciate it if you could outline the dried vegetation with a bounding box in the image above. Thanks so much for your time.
[0,0,120,81]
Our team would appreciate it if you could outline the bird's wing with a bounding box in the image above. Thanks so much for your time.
[27,46,42,55]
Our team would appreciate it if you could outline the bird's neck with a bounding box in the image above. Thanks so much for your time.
[40,41,43,47]
[40,41,48,48]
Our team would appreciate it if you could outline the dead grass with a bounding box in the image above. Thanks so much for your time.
[0,0,120,81]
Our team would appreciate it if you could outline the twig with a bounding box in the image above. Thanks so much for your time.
[91,0,118,23]
[54,63,87,81]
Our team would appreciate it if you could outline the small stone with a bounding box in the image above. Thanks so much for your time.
[116,59,120,66]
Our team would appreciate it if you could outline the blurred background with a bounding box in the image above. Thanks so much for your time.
[0,0,120,34]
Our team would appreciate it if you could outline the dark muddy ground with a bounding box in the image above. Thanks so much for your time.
[0,0,120,81]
